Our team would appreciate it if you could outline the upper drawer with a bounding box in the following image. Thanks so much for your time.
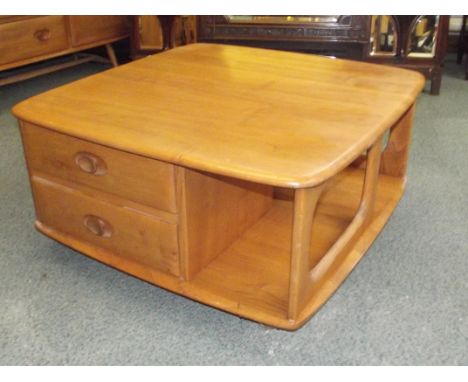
[21,122,178,213]
[0,16,68,66]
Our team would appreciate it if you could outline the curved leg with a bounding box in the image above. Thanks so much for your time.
[288,184,324,321]
[105,43,118,67]
[287,135,384,322]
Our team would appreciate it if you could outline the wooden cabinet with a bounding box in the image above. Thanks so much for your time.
[21,123,178,213]
[0,16,130,86]
[197,15,450,94]
[32,176,180,276]
[0,16,68,66]
[457,15,468,80]
[130,16,196,58]
[197,15,369,58]
[68,15,129,47]
[14,44,424,329]
[365,16,450,95]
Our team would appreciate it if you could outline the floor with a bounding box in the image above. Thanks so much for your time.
[0,56,467,365]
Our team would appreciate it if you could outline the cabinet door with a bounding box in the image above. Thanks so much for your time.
[137,16,163,51]
[68,16,129,47]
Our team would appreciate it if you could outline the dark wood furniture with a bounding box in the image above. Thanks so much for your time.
[365,16,449,95]
[457,16,468,80]
[0,16,130,86]
[197,16,370,59]
[197,15,450,95]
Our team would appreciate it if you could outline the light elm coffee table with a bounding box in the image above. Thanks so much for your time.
[14,44,424,330]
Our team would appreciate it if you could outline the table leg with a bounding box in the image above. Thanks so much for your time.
[288,135,384,323]
[288,185,324,321]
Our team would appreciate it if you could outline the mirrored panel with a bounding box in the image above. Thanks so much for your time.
[407,15,439,57]
[225,16,340,25]
[369,15,397,56]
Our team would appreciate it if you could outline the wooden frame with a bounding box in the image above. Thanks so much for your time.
[0,47,118,87]
[130,16,197,59]
[0,15,129,87]
[198,15,449,95]
[18,105,416,330]
[364,16,450,95]
[457,15,468,80]
[14,44,422,330]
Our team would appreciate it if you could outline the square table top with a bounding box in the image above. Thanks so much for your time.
[13,43,424,187]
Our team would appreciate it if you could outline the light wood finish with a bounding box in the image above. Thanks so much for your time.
[21,122,178,213]
[0,54,109,87]
[105,43,118,67]
[0,15,129,83]
[32,165,405,329]
[180,169,273,279]
[0,34,125,72]
[0,16,68,66]
[308,136,383,290]
[288,186,324,320]
[68,16,129,47]
[137,16,163,50]
[380,104,416,178]
[13,44,424,188]
[32,176,180,276]
[15,44,423,329]
[288,135,383,320]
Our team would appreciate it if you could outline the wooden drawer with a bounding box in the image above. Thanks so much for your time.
[21,122,177,213]
[32,176,180,276]
[69,16,129,47]
[0,16,68,66]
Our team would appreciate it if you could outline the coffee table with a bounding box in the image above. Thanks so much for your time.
[14,43,424,330]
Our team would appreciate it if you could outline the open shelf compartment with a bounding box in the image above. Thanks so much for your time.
[183,166,404,329]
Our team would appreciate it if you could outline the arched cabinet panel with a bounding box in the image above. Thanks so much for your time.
[196,15,449,95]
[369,15,398,56]
[407,15,440,57]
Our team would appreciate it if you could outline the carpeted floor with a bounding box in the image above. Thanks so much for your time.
[0,56,467,365]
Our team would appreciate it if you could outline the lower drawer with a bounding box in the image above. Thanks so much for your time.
[32,176,180,276]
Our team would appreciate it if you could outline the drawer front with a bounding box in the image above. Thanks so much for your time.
[0,16,68,66]
[69,16,129,47]
[32,176,180,276]
[21,122,177,213]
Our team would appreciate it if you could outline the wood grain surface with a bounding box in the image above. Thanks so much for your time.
[13,43,425,188]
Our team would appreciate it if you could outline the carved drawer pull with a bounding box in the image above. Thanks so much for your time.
[34,28,51,42]
[83,215,113,238]
[74,152,107,175]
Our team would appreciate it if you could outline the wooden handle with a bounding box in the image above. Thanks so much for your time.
[83,215,113,238]
[34,29,51,42]
[74,152,107,175]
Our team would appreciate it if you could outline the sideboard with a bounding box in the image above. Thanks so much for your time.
[197,15,449,94]
[0,16,130,86]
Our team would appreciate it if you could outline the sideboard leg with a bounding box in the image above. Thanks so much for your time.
[105,43,119,67]
[430,72,442,95]
[288,185,323,321]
